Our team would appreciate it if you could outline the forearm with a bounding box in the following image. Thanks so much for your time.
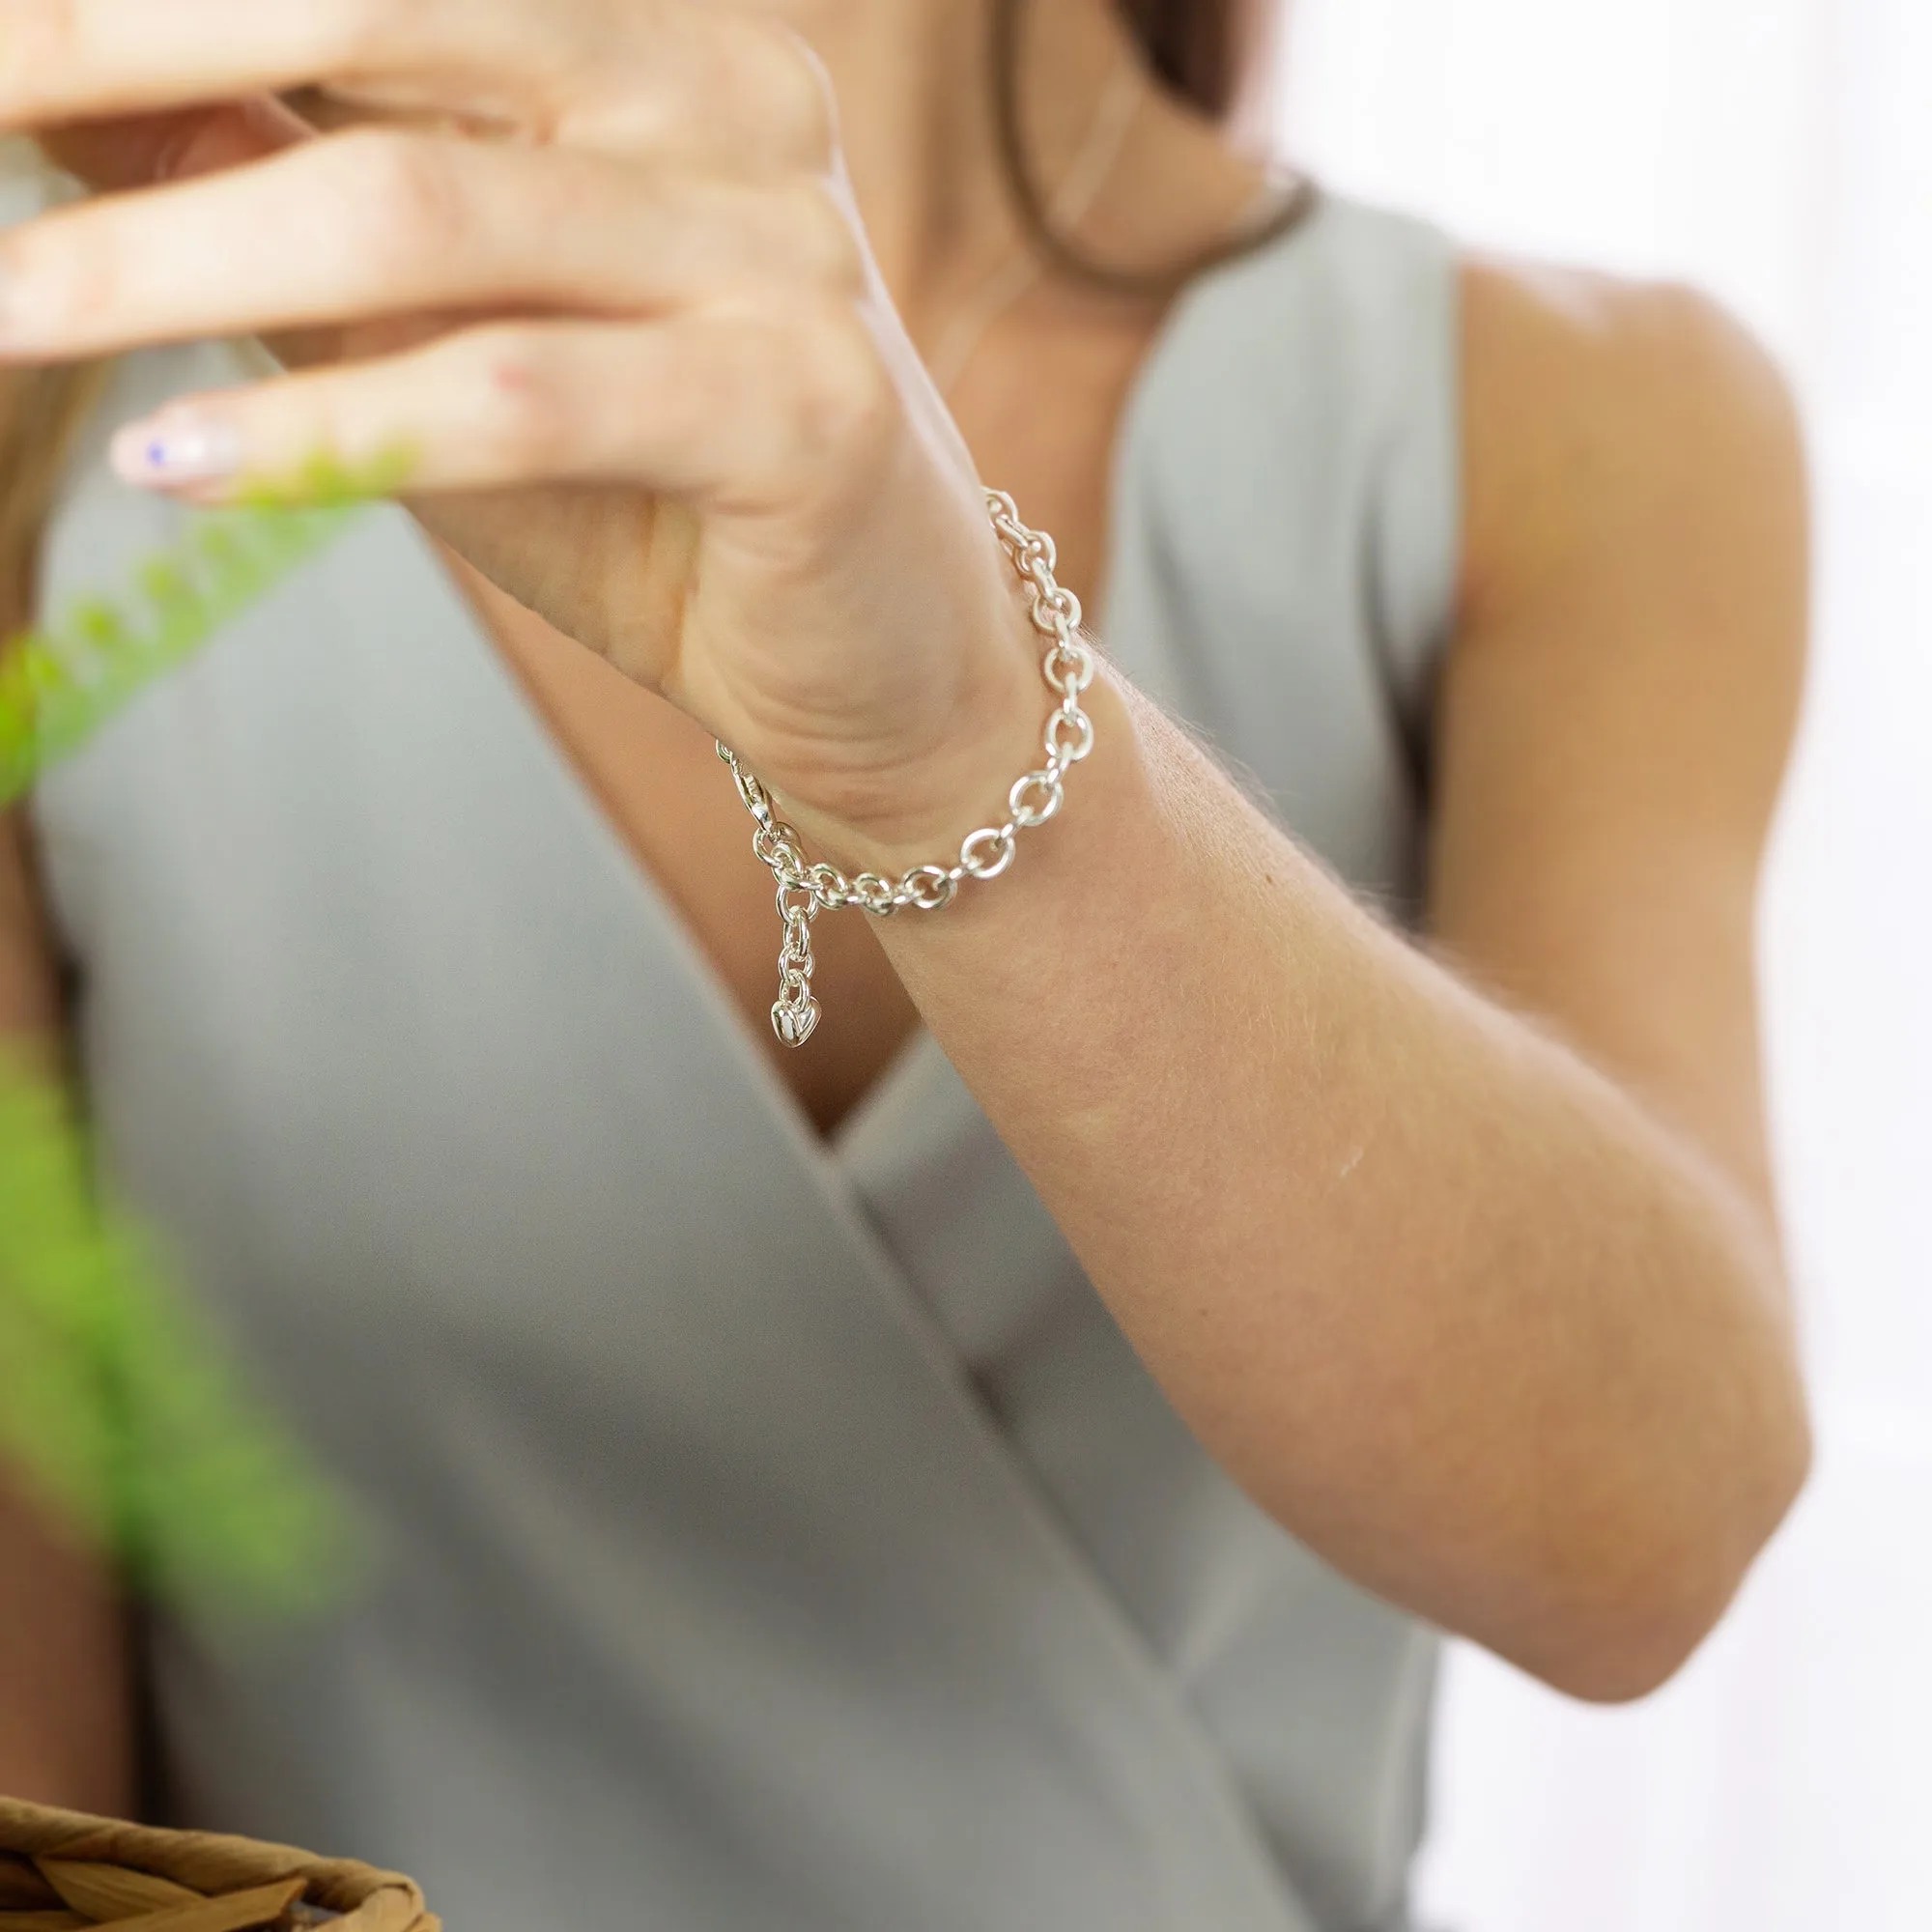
[0,813,133,1809]
[0,1466,135,1815]
[875,670,1805,1698]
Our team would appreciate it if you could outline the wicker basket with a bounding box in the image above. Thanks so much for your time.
[0,1800,438,1932]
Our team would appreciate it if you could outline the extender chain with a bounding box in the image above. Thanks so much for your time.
[717,488,1097,1048]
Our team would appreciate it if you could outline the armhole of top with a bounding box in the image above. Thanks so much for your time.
[1359,208,1464,785]
[1180,191,1465,734]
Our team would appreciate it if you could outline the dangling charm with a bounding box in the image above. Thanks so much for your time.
[772,997,820,1049]
[771,881,822,1047]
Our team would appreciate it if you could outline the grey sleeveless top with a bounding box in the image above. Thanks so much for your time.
[29,192,1459,1932]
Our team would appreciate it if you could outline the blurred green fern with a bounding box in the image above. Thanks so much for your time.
[0,444,413,1605]
[0,1059,362,1614]
[2,442,415,807]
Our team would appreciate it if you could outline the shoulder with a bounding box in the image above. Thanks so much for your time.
[1435,255,1810,929]
[1457,254,1809,638]
[1459,252,1800,437]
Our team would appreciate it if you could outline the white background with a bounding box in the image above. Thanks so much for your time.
[1274,2,1932,1925]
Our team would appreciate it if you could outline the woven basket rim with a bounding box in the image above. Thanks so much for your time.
[0,1798,435,1932]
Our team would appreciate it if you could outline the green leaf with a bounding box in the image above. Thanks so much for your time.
[0,1055,365,1617]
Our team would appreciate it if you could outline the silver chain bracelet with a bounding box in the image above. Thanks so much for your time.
[717,488,1097,1048]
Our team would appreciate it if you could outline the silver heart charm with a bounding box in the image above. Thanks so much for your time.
[772,997,821,1048]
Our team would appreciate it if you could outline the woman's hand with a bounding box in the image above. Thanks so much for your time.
[0,0,1046,870]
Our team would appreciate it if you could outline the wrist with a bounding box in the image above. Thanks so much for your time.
[870,661,1137,905]
[784,615,1059,885]
[718,488,1104,1043]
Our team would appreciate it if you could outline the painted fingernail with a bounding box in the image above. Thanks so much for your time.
[110,413,242,490]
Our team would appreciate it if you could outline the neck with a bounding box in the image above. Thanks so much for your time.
[760,0,1264,333]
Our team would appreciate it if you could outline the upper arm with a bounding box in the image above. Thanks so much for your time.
[1428,257,1809,1215]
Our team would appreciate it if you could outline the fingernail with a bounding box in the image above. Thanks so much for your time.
[110,413,242,490]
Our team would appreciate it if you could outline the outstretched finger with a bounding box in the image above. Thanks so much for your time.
[0,130,863,362]
[105,301,890,511]
[0,0,833,172]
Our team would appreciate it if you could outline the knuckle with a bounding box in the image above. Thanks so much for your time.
[464,330,573,472]
[308,0,394,69]
[738,20,839,168]
[329,129,471,279]
[775,177,867,298]
[782,295,895,462]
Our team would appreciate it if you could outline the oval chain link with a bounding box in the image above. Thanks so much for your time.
[718,488,1096,1047]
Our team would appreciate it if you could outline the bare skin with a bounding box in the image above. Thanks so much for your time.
[0,809,134,1812]
[0,1466,133,1815]
[0,0,1808,1811]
